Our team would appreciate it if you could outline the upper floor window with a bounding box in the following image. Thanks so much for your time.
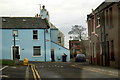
[97,17,100,27]
[76,49,80,51]
[109,7,113,27]
[75,43,80,45]
[91,18,94,32]
[58,37,61,43]
[33,30,38,40]
[13,30,18,37]
[106,10,109,26]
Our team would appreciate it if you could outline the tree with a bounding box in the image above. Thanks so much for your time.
[68,25,87,40]
[68,25,88,54]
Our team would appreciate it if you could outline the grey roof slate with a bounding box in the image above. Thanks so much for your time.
[1,17,50,29]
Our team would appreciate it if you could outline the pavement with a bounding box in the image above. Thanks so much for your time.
[72,62,120,78]
[70,59,120,77]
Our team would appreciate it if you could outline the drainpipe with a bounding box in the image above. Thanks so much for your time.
[13,34,16,60]
[44,29,46,62]
[92,9,99,37]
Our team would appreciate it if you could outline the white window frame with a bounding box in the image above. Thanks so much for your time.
[33,46,41,57]
[11,45,20,60]
[33,30,38,40]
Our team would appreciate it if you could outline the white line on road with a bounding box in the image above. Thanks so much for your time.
[0,75,9,78]
[0,66,8,71]
[25,65,29,80]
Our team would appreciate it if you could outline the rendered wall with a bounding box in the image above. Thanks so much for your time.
[51,42,70,62]
[50,29,58,43]
[45,29,51,61]
[0,18,2,59]
[1,29,47,61]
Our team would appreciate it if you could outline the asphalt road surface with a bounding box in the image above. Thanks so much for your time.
[1,65,33,80]
[33,62,118,80]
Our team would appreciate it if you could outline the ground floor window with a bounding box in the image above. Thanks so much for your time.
[33,46,41,56]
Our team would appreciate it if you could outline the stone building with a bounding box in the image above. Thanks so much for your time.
[87,2,120,68]
[69,40,82,58]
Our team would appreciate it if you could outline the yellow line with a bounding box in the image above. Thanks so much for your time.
[33,65,41,80]
[31,64,37,80]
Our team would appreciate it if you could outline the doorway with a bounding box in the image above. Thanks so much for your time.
[51,49,55,62]
[12,46,20,60]
[106,41,110,66]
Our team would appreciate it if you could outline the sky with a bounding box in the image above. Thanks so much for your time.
[0,0,105,48]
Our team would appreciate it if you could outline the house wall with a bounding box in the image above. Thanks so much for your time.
[1,28,70,62]
[0,18,2,59]
[87,2,120,68]
[45,29,51,61]
[50,29,58,43]
[104,3,119,67]
[1,29,51,61]
[51,42,70,62]
[69,40,82,58]
[58,30,64,46]
[50,23,64,46]
[118,5,120,68]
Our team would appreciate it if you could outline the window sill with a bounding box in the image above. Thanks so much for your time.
[32,56,42,57]
[32,39,39,40]
[12,39,19,41]
[96,25,100,28]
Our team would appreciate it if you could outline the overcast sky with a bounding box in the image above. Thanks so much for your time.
[0,0,105,48]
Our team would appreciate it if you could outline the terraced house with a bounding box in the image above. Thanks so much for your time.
[87,2,120,68]
[0,6,70,62]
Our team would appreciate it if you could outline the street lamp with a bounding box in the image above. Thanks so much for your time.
[13,30,20,63]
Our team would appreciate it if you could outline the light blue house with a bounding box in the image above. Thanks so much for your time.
[0,6,70,62]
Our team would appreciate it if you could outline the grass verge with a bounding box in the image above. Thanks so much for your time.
[0,59,23,66]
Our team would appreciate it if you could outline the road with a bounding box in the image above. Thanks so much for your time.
[1,65,33,80]
[1,62,119,80]
[33,62,118,80]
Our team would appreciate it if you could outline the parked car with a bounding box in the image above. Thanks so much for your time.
[75,54,86,62]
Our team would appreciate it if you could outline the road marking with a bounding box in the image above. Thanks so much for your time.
[0,75,8,78]
[25,65,29,80]
[11,67,16,68]
[31,65,37,80]
[0,66,8,71]
[30,64,41,80]
[33,65,40,79]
